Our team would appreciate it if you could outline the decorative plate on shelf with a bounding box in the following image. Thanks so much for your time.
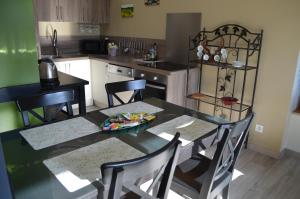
[191,93,206,100]
[99,112,156,132]
[221,97,238,105]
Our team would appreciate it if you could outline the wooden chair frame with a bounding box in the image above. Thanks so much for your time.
[0,138,14,199]
[100,133,181,199]
[16,90,74,127]
[105,79,146,108]
[172,112,254,199]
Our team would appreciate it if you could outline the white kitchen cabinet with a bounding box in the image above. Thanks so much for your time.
[55,59,93,107]
[90,60,109,108]
[55,61,69,73]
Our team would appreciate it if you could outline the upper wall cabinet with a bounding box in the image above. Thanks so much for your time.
[35,0,110,24]
[94,0,110,24]
[35,0,58,21]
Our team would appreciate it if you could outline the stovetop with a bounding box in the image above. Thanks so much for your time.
[137,62,188,72]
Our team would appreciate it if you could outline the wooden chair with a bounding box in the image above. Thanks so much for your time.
[16,90,74,127]
[0,138,14,199]
[171,112,254,199]
[105,79,146,108]
[100,133,181,199]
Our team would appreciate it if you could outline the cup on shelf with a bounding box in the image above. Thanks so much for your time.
[203,54,210,61]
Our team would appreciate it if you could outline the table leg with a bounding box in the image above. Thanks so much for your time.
[78,85,86,115]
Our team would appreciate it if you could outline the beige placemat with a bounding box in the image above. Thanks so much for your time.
[147,115,218,146]
[100,101,163,116]
[20,117,100,150]
[43,138,145,192]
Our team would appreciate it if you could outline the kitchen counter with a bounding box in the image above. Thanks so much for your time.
[51,54,191,76]
[49,53,199,110]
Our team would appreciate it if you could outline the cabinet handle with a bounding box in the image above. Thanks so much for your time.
[60,6,63,21]
[56,6,58,20]
[83,8,85,22]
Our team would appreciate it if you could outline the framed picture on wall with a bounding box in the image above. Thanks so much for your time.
[121,4,134,17]
[145,0,160,6]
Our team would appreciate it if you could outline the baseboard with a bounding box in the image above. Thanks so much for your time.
[281,148,300,159]
[247,143,281,159]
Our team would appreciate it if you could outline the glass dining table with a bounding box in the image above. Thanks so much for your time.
[0,98,227,199]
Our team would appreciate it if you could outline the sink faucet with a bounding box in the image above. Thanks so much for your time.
[52,29,59,56]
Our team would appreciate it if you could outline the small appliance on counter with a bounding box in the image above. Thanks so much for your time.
[79,37,110,55]
[38,58,60,89]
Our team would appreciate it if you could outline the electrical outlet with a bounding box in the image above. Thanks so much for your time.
[255,124,264,133]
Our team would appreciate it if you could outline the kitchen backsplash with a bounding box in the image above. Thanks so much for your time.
[40,35,166,58]
[39,22,100,37]
[105,36,165,58]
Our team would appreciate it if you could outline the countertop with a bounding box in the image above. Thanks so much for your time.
[51,54,191,76]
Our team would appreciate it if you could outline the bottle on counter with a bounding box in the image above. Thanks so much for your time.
[149,43,158,61]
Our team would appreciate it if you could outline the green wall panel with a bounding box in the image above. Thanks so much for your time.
[0,0,39,132]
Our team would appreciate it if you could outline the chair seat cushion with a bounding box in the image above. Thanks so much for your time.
[174,153,211,192]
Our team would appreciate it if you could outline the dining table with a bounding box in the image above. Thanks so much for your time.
[0,98,228,199]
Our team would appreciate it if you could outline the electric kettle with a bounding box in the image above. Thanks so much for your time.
[38,58,59,88]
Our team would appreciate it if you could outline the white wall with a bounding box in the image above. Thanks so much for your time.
[283,53,300,153]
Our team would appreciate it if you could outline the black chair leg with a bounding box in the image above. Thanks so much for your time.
[244,133,249,149]
[222,184,229,199]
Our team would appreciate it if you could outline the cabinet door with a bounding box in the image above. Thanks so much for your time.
[90,0,100,24]
[79,0,92,23]
[99,0,110,24]
[91,60,109,108]
[35,0,59,21]
[54,61,68,73]
[68,60,93,106]
[90,0,110,24]
[58,0,80,22]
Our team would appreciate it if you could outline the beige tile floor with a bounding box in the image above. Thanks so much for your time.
[143,149,300,199]
[74,106,300,199]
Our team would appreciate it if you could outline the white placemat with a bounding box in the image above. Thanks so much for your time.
[43,138,145,192]
[147,115,218,146]
[20,117,100,150]
[100,101,163,116]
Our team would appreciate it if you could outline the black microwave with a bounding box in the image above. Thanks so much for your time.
[79,39,109,55]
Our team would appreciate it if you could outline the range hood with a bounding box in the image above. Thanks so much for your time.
[165,13,201,65]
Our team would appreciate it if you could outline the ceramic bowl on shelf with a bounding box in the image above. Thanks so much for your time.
[221,97,238,105]
[203,54,210,61]
[232,61,244,68]
[197,51,203,59]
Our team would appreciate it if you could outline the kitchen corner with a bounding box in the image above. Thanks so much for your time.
[50,53,199,110]
[37,13,202,111]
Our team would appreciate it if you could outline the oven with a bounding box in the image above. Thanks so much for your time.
[134,69,167,100]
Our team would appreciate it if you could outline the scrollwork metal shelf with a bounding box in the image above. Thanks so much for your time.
[190,59,257,71]
[186,24,263,122]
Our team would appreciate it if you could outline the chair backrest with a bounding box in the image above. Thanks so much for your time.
[105,79,146,107]
[101,133,181,199]
[200,112,254,199]
[0,138,14,199]
[16,90,74,127]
